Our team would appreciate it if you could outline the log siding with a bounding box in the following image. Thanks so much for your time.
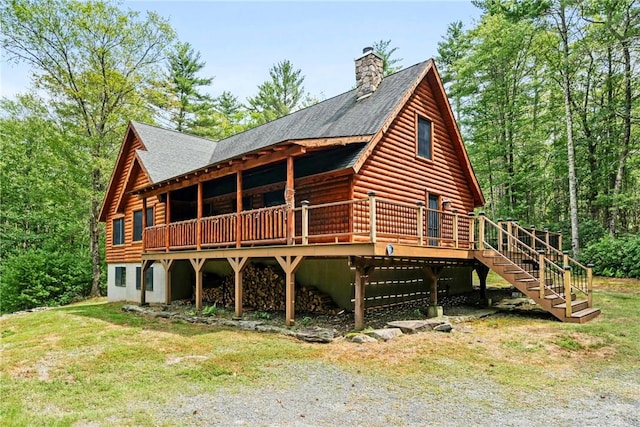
[353,75,476,215]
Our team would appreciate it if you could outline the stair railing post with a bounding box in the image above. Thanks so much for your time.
[538,250,546,300]
[417,201,425,246]
[530,225,536,250]
[452,209,459,249]
[557,232,563,251]
[544,227,550,248]
[563,265,572,318]
[301,200,309,245]
[497,219,503,253]
[368,191,377,244]
[506,218,513,255]
[587,263,594,307]
[468,212,475,250]
[563,251,569,270]
[478,211,486,250]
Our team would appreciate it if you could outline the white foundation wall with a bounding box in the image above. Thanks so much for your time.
[107,263,166,303]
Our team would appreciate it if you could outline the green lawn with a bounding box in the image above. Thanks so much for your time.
[1,277,638,426]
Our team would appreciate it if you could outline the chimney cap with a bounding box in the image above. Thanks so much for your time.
[362,46,374,54]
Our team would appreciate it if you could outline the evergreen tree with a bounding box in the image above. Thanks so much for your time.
[372,39,403,76]
[247,60,306,124]
[152,41,214,132]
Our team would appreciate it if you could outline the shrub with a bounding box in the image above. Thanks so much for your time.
[581,235,640,278]
[0,249,92,313]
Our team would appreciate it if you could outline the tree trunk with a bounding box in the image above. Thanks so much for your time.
[90,168,102,296]
[559,5,580,257]
[608,41,632,236]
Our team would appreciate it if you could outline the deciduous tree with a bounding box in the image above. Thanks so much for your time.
[1,0,174,296]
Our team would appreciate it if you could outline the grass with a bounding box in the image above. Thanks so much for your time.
[1,277,639,425]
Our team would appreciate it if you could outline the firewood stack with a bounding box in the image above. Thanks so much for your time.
[199,264,339,315]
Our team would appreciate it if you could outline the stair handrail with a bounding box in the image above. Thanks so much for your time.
[481,216,540,262]
[511,222,563,259]
[480,215,568,303]
[510,222,591,300]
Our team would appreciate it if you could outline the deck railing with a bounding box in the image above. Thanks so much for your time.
[201,213,236,248]
[143,194,474,251]
[239,205,287,244]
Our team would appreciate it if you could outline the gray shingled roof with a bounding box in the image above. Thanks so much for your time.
[132,122,217,183]
[210,60,429,164]
[134,60,430,184]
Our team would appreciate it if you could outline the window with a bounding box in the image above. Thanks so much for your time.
[115,266,126,287]
[135,266,154,291]
[133,207,154,242]
[133,210,143,241]
[113,218,124,245]
[417,116,432,160]
[146,207,154,227]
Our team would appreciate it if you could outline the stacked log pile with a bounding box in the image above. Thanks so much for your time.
[200,264,339,315]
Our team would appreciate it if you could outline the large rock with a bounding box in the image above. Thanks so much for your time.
[348,334,378,344]
[433,323,453,333]
[365,328,403,341]
[294,327,335,343]
[386,320,431,334]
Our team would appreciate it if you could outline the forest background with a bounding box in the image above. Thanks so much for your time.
[1,0,638,313]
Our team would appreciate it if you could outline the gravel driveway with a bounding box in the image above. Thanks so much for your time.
[152,360,640,427]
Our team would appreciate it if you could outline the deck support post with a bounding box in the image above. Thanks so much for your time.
[368,191,377,243]
[236,171,242,248]
[276,255,304,326]
[417,201,425,245]
[351,257,374,330]
[475,263,490,307]
[197,182,203,250]
[165,191,171,252]
[140,259,154,306]
[227,257,249,318]
[189,258,206,312]
[424,266,444,318]
[160,259,175,304]
[301,200,309,245]
[285,156,295,245]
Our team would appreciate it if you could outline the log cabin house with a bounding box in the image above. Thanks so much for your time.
[99,48,599,327]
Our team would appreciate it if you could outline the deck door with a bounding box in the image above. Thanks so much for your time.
[428,194,440,246]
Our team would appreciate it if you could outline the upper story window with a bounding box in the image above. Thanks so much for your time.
[417,116,433,160]
[146,207,154,227]
[133,210,143,242]
[113,218,124,245]
[133,207,154,242]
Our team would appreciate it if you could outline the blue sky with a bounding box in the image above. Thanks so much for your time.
[0,1,481,102]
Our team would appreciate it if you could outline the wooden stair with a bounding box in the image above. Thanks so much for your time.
[475,249,601,323]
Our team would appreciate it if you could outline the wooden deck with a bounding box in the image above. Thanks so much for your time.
[138,198,597,328]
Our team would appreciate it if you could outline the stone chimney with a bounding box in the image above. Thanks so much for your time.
[355,47,384,101]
